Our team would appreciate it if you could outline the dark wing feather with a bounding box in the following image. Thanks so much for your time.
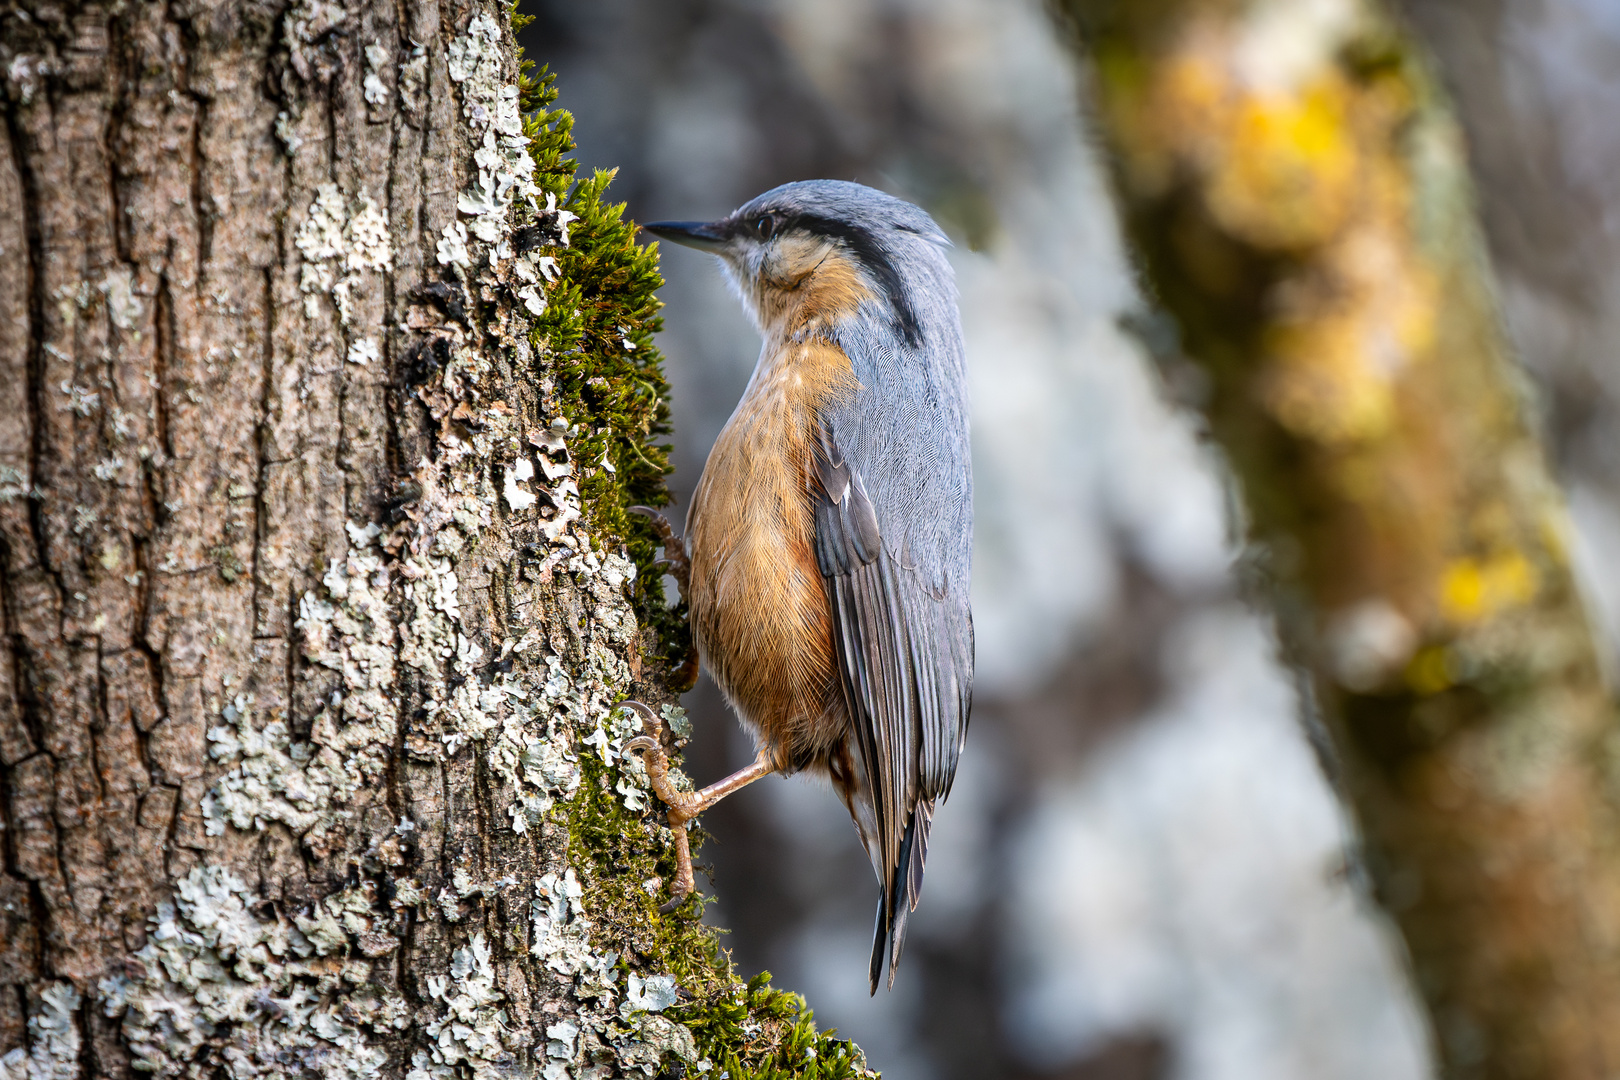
[812,424,971,993]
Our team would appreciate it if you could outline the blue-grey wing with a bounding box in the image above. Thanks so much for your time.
[812,325,972,993]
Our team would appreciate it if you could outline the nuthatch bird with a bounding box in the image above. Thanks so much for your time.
[627,180,973,993]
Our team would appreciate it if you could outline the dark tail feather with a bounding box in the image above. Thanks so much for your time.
[906,803,933,912]
[868,898,888,995]
[868,807,932,994]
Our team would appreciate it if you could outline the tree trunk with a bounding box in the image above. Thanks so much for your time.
[1056,2,1620,1077]
[0,3,867,1077]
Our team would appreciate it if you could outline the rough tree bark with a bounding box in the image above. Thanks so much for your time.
[0,3,867,1078]
[1057,2,1620,1078]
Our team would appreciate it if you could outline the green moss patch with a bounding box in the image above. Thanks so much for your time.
[515,14,688,660]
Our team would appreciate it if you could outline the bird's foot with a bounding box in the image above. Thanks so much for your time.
[617,700,775,913]
[627,507,700,690]
[628,506,691,600]
[618,701,702,910]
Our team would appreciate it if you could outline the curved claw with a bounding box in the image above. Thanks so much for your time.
[626,512,700,684]
[621,730,683,814]
[612,699,661,736]
[627,506,690,598]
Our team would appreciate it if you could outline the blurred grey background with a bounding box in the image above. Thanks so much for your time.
[519,2,1620,1077]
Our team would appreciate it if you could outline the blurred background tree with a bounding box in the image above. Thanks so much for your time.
[523,2,1620,1078]
[1063,1,1620,1076]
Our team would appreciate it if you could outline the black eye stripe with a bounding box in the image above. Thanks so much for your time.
[729,209,923,348]
[777,212,924,349]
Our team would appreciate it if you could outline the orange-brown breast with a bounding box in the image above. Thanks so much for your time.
[688,334,858,771]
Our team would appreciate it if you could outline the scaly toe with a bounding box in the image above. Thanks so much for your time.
[624,735,660,756]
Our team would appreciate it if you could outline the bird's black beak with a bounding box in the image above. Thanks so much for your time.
[643,220,731,252]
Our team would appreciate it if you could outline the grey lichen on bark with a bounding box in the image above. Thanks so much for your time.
[1057,1,1620,1077]
[0,2,869,1078]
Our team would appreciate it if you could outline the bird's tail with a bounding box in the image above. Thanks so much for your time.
[869,800,934,994]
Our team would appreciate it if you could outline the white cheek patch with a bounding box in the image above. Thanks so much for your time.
[715,254,769,334]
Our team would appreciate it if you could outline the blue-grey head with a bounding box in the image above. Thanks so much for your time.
[645,180,953,349]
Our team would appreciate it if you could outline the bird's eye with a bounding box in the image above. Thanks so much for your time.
[755,215,778,239]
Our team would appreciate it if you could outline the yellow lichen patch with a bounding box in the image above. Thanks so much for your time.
[1537,508,1572,566]
[1098,44,1217,196]
[1329,451,1385,504]
[1107,11,1361,251]
[1111,14,1447,451]
[1406,645,1453,695]
[1207,79,1356,251]
[1110,31,1361,246]
[1439,552,1538,625]
[1332,226,1439,361]
[1156,50,1226,152]
[1261,313,1396,443]
[1258,231,1439,446]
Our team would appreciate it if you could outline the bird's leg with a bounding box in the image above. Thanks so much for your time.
[633,740,773,908]
[618,701,774,911]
